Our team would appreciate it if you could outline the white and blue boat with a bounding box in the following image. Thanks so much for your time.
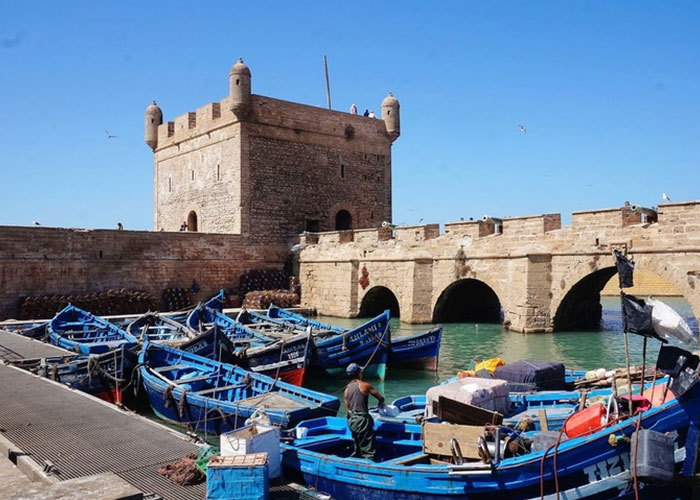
[48,305,138,355]
[186,305,311,385]
[138,342,339,433]
[126,311,198,347]
[239,308,394,379]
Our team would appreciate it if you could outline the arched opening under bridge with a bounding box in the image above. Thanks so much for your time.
[432,279,502,323]
[553,267,617,331]
[359,286,400,319]
[553,267,698,333]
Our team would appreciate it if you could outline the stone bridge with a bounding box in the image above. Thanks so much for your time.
[298,201,700,333]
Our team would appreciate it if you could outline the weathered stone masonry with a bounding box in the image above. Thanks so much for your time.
[0,226,286,319]
[298,202,700,333]
[149,59,399,245]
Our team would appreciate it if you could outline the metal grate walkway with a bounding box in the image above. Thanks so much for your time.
[0,329,70,361]
[0,363,206,500]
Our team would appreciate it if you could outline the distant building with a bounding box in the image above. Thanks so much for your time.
[145,59,400,245]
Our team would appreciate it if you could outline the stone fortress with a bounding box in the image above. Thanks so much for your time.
[146,58,399,244]
[0,58,697,331]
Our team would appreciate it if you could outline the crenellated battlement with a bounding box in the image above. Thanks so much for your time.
[300,201,700,250]
[154,94,391,152]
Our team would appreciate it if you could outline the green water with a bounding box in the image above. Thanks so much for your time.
[304,297,699,406]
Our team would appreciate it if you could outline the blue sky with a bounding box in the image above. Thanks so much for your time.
[1,1,698,229]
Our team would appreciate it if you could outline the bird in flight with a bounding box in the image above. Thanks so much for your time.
[1,31,24,49]
[105,129,119,139]
[32,221,41,226]
[518,124,527,134]
[662,193,671,202]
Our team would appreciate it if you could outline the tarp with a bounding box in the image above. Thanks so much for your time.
[457,357,505,378]
[493,360,566,392]
[614,250,635,289]
[425,377,510,417]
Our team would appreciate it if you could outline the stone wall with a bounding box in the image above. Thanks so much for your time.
[299,202,700,332]
[0,226,286,319]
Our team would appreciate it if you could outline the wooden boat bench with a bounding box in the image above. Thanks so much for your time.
[154,364,189,373]
[195,383,247,396]
[171,374,217,384]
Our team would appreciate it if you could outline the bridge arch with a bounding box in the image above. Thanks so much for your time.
[432,278,503,323]
[552,256,699,332]
[359,285,400,318]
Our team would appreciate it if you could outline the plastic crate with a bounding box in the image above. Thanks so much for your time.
[206,453,269,500]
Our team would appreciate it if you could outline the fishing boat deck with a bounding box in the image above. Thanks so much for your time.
[239,392,308,410]
[0,328,71,361]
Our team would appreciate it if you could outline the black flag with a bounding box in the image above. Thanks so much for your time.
[621,293,666,342]
[614,250,635,289]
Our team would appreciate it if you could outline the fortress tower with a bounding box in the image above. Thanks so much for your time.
[146,59,399,245]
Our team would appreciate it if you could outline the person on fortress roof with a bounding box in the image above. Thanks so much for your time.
[363,109,370,117]
[350,103,358,115]
[368,110,376,118]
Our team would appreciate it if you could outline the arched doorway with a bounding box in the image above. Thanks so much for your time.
[187,211,198,232]
[359,286,400,318]
[553,267,617,331]
[432,279,502,323]
[335,210,352,230]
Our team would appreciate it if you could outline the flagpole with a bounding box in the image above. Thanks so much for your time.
[640,336,647,399]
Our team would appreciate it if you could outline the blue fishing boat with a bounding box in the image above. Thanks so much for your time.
[0,320,48,339]
[265,305,442,373]
[48,305,138,355]
[126,311,198,347]
[388,326,442,371]
[283,376,700,500]
[138,342,339,433]
[239,308,392,379]
[11,344,135,404]
[187,306,311,386]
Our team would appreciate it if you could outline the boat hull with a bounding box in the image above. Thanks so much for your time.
[313,311,390,380]
[387,327,442,371]
[139,342,339,434]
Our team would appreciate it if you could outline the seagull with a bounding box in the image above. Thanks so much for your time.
[518,124,527,134]
[662,193,671,202]
[32,221,41,226]
[419,218,424,223]
[1,31,24,49]
[105,129,119,139]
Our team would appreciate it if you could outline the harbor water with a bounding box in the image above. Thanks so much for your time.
[305,296,699,409]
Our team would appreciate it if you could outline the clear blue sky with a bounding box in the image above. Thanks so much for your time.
[1,1,698,229]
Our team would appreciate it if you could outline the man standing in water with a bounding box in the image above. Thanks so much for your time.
[344,363,385,460]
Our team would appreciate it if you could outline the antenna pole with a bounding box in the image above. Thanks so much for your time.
[324,55,332,110]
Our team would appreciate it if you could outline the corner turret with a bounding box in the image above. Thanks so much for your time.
[381,92,400,142]
[144,100,163,150]
[229,58,251,119]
